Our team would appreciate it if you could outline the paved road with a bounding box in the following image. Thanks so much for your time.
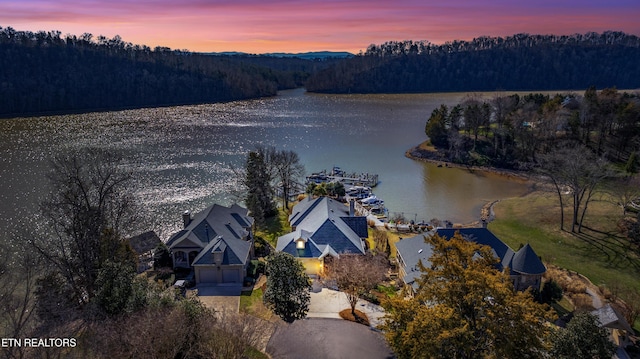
[266,318,395,359]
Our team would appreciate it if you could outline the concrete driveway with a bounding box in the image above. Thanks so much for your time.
[308,288,387,328]
[195,284,242,313]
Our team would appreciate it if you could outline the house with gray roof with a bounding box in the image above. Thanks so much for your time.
[395,227,546,293]
[166,203,254,285]
[591,304,634,349]
[276,197,367,276]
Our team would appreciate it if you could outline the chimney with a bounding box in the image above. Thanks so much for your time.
[349,199,355,217]
[182,210,191,228]
[481,219,488,228]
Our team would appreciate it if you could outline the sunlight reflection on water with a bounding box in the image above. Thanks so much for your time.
[0,88,530,240]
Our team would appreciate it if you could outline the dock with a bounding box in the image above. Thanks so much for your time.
[306,166,379,187]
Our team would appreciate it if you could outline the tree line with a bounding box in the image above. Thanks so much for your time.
[421,87,640,234]
[422,87,640,170]
[305,32,640,93]
[0,26,328,117]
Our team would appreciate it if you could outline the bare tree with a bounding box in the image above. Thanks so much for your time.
[32,148,137,306]
[258,146,305,209]
[325,254,387,316]
[79,299,270,359]
[607,176,640,217]
[0,237,40,359]
[539,143,611,232]
[373,230,390,257]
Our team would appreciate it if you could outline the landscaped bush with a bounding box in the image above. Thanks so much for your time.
[247,260,266,278]
[253,237,272,257]
[571,293,595,311]
[537,280,563,304]
[361,291,381,305]
[565,280,587,295]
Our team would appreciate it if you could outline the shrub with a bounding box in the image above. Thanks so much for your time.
[538,280,563,304]
[571,293,594,311]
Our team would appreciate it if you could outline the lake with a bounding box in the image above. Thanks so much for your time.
[0,88,530,240]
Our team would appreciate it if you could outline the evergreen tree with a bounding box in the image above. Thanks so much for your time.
[263,252,311,323]
[425,105,450,147]
[245,151,276,228]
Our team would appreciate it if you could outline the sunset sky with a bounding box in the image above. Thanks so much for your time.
[1,0,639,54]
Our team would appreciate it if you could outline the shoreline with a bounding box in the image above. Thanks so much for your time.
[404,142,532,183]
[405,142,542,228]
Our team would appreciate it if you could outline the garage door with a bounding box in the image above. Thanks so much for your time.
[222,269,239,283]
[199,268,217,284]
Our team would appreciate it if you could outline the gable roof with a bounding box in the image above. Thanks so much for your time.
[192,235,251,266]
[166,203,253,267]
[396,228,545,288]
[167,203,253,250]
[277,197,366,258]
[394,235,434,289]
[591,304,634,333]
[436,228,516,272]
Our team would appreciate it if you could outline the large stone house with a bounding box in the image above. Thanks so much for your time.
[166,203,254,285]
[276,197,368,276]
[395,227,546,293]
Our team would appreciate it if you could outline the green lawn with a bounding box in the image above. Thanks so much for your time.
[254,206,292,247]
[489,190,640,292]
[240,288,264,313]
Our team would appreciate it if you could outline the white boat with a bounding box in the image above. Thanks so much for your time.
[346,186,372,199]
[360,195,384,206]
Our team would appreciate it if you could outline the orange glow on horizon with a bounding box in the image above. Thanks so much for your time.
[1,0,639,54]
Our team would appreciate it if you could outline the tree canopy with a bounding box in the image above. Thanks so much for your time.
[550,312,616,359]
[381,232,554,359]
[263,252,311,323]
[244,150,276,228]
[324,254,387,316]
[0,26,334,117]
[32,149,138,311]
[306,32,640,94]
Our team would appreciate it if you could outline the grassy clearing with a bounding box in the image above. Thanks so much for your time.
[255,206,292,248]
[489,190,640,291]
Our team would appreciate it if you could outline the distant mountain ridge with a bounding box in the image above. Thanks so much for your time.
[3,25,640,117]
[204,51,354,59]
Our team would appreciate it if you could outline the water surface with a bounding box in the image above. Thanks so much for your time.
[0,89,529,239]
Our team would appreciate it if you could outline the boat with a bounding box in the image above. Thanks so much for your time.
[305,166,379,187]
[360,195,384,206]
[306,173,329,184]
[346,186,372,200]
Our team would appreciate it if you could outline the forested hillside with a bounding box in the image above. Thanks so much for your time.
[417,87,640,170]
[0,27,323,117]
[305,32,640,93]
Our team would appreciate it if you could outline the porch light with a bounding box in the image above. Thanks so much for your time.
[296,238,306,249]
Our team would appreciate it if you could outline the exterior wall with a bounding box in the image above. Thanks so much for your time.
[172,248,201,269]
[298,258,324,277]
[195,264,246,284]
[511,274,543,292]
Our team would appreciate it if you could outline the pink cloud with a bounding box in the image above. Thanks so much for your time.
[0,0,638,53]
